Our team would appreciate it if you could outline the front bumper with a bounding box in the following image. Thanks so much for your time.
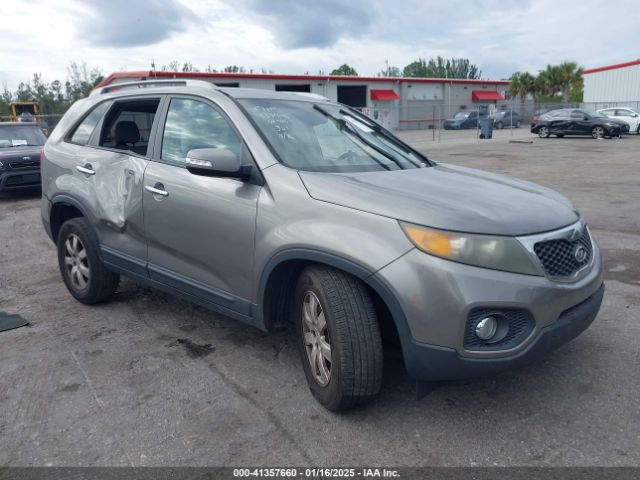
[401,284,603,381]
[374,235,604,381]
[0,169,41,191]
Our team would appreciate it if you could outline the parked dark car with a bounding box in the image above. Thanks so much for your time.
[493,110,521,129]
[0,122,45,192]
[443,111,486,129]
[531,105,566,125]
[531,109,630,139]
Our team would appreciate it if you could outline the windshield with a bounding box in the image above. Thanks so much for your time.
[454,112,469,119]
[0,125,46,148]
[239,99,430,172]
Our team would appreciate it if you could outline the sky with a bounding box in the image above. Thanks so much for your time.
[1,0,639,89]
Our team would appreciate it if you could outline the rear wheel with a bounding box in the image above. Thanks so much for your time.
[295,266,383,411]
[538,126,550,138]
[57,218,119,304]
[592,126,605,139]
[497,121,504,129]
[516,120,521,128]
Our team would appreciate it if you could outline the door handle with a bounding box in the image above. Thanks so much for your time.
[76,164,95,176]
[145,184,169,197]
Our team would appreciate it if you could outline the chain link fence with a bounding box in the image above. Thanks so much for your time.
[0,114,64,134]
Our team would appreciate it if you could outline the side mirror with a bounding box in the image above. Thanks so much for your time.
[185,148,251,179]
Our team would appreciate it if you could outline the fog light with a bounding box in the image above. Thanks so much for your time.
[475,316,497,340]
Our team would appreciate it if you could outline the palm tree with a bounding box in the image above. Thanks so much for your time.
[556,62,583,102]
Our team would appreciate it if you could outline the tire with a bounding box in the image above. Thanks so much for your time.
[556,134,564,138]
[516,121,521,128]
[497,121,503,129]
[538,126,550,138]
[592,126,605,139]
[57,217,119,304]
[295,266,383,411]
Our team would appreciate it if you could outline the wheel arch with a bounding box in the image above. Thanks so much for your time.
[49,195,93,244]
[257,248,409,352]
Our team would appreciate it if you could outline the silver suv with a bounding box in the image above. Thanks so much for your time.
[41,80,604,411]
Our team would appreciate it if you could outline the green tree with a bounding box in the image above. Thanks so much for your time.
[403,56,482,79]
[509,71,536,101]
[378,65,401,77]
[330,64,358,76]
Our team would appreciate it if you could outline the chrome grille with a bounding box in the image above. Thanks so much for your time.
[534,228,592,277]
[9,160,39,170]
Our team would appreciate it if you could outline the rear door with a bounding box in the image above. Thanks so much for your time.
[569,110,592,135]
[142,95,262,317]
[75,96,163,274]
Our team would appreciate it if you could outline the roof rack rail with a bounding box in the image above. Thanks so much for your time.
[91,78,216,96]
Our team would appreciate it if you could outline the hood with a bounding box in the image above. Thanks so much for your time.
[602,118,629,126]
[0,145,42,162]
[299,164,579,236]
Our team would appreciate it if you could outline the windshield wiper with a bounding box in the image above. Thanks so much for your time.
[314,104,407,170]
[338,108,431,167]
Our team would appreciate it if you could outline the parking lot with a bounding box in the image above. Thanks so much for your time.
[0,130,638,467]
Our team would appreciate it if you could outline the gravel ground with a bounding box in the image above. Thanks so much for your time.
[0,130,638,467]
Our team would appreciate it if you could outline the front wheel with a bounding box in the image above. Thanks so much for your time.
[538,126,550,138]
[496,121,503,129]
[295,266,383,411]
[592,126,606,139]
[57,217,119,304]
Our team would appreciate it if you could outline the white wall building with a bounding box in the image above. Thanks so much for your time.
[582,60,640,104]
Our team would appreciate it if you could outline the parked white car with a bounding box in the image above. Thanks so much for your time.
[597,107,640,134]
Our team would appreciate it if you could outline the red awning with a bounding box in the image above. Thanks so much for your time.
[370,89,400,101]
[471,90,504,101]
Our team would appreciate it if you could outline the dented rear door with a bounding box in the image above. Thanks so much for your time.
[74,146,149,275]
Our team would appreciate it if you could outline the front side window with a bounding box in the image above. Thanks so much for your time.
[69,101,111,145]
[240,99,428,173]
[161,98,242,165]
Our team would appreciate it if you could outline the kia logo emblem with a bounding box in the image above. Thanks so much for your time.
[574,245,588,263]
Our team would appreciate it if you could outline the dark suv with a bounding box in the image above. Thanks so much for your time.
[0,122,45,192]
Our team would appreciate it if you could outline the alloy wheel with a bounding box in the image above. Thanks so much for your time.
[301,291,332,386]
[592,126,605,139]
[538,126,549,138]
[64,233,90,290]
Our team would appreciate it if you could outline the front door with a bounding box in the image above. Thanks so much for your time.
[142,96,261,317]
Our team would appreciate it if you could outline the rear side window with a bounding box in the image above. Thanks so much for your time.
[69,101,111,145]
[99,98,161,156]
[161,98,242,165]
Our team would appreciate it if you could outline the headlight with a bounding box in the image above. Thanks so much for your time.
[400,222,541,276]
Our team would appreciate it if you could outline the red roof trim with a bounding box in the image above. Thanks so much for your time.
[370,89,400,101]
[582,59,640,74]
[94,70,510,89]
[471,90,504,101]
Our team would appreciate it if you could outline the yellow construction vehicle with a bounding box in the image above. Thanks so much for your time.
[9,102,48,135]
[9,102,41,122]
